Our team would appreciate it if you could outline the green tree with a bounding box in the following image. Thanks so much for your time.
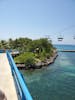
[0,40,9,49]
[14,52,35,68]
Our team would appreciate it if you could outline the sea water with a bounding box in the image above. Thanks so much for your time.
[21,45,75,100]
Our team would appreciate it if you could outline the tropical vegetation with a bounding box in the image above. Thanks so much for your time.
[0,38,56,69]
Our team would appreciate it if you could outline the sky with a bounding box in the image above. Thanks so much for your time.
[0,0,75,44]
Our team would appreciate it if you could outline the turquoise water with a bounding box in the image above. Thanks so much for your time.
[21,45,75,100]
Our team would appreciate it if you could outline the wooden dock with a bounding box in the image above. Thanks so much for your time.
[0,53,18,100]
[58,50,75,52]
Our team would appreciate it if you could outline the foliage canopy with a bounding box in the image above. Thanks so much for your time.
[0,37,55,68]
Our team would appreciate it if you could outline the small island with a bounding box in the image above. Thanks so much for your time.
[13,38,58,69]
[0,38,58,70]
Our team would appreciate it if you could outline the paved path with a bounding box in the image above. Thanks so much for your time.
[0,53,18,100]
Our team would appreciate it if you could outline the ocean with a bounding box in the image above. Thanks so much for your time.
[21,45,75,100]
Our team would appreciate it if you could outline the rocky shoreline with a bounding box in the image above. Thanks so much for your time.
[16,50,58,70]
[35,52,58,69]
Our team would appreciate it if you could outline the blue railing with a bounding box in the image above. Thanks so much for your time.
[0,49,6,53]
[0,49,12,53]
[6,51,33,100]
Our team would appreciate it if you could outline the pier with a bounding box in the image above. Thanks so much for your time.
[58,50,75,52]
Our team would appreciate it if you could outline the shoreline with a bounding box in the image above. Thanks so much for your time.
[34,52,58,69]
[16,50,58,70]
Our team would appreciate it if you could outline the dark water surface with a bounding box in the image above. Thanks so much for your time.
[21,45,75,100]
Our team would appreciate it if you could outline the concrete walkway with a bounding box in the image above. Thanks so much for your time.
[0,53,18,100]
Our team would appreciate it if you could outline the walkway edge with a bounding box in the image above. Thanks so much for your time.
[6,51,33,100]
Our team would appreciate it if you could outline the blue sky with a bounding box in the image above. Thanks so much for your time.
[0,0,75,44]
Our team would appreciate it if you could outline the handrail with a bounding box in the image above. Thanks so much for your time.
[0,49,6,53]
[0,49,12,53]
[6,51,33,100]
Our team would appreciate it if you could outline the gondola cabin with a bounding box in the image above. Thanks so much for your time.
[73,36,75,39]
[58,37,63,41]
